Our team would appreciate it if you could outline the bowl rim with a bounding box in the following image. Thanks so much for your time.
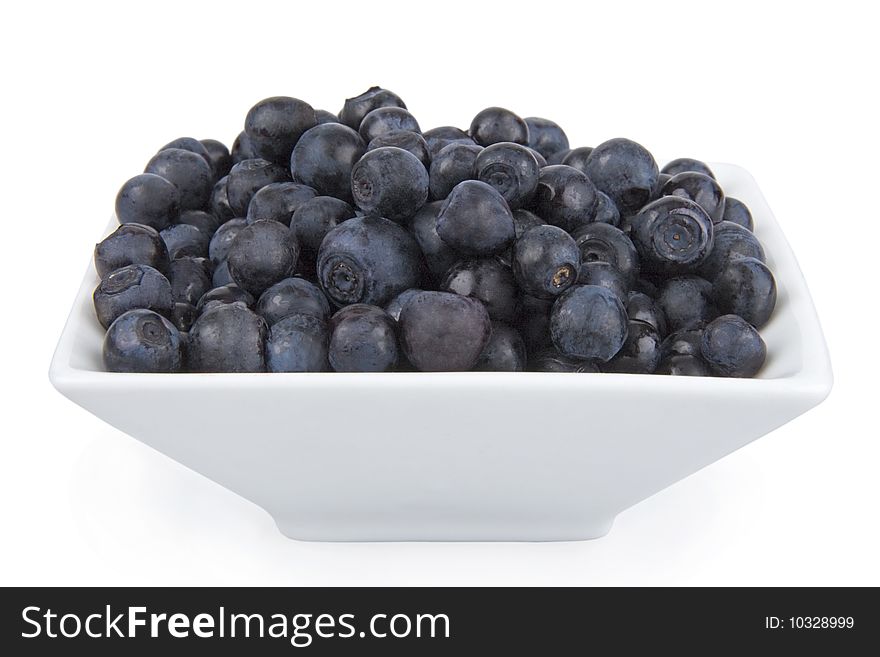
[49,162,833,402]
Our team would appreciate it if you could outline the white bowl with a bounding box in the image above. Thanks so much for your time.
[50,163,832,541]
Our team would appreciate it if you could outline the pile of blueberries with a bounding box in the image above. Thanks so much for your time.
[95,86,776,376]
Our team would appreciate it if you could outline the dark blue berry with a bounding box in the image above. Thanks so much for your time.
[512,225,580,299]
[398,290,491,371]
[159,137,212,169]
[661,326,704,359]
[246,182,317,226]
[169,301,198,333]
[231,131,257,164]
[200,139,232,179]
[528,148,547,168]
[657,354,710,376]
[546,149,572,165]
[657,276,717,331]
[661,171,726,223]
[211,260,234,287]
[428,142,482,201]
[721,197,754,231]
[384,288,423,321]
[475,142,540,210]
[577,261,628,300]
[441,258,518,322]
[315,110,339,125]
[475,322,527,371]
[226,220,299,296]
[103,309,183,373]
[713,257,776,328]
[115,173,180,230]
[188,302,267,372]
[570,222,639,284]
[701,314,766,377]
[196,283,254,313]
[226,158,291,216]
[93,264,173,329]
[289,196,354,261]
[95,223,170,278]
[585,138,659,215]
[560,146,593,174]
[436,180,515,255]
[469,107,529,147]
[144,148,213,211]
[338,86,407,131]
[160,223,210,260]
[698,221,765,280]
[317,215,421,307]
[209,176,235,222]
[367,130,431,169]
[266,313,329,372]
[176,210,220,237]
[630,196,714,274]
[256,277,330,325]
[209,218,247,265]
[593,191,620,226]
[245,96,317,165]
[524,117,569,159]
[530,165,599,232]
[359,107,420,143]
[602,320,661,373]
[409,201,458,280]
[550,285,628,361]
[626,291,667,337]
[169,256,212,306]
[328,304,398,372]
[290,123,366,203]
[350,146,429,222]
[423,126,474,157]
[661,158,715,179]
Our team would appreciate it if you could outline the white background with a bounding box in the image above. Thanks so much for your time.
[2,0,878,585]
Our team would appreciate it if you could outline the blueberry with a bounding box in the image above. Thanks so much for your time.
[516,294,554,353]
[512,208,545,237]
[367,130,431,170]
[226,220,299,296]
[398,290,491,371]
[328,304,398,372]
[199,138,232,179]
[350,146,429,222]
[512,225,580,299]
[338,86,407,131]
[577,261,628,300]
[211,260,234,288]
[208,217,248,265]
[315,109,339,125]
[475,322,527,371]
[651,173,672,201]
[441,258,518,322]
[422,126,475,157]
[524,117,569,159]
[169,301,198,333]
[256,277,331,324]
[626,291,667,336]
[428,142,482,201]
[159,137,213,174]
[584,138,659,215]
[657,276,717,331]
[661,171,726,223]
[246,181,318,226]
[245,96,317,165]
[115,173,180,230]
[661,326,704,359]
[632,277,659,298]
[144,148,213,211]
[698,221,765,280]
[570,222,640,284]
[530,165,599,232]
[528,148,548,168]
[546,148,572,165]
[469,107,529,147]
[196,283,254,313]
[169,256,213,306]
[209,176,235,223]
[529,348,599,373]
[657,354,711,376]
[409,201,458,280]
[103,309,184,373]
[95,223,170,278]
[359,107,421,143]
[560,146,593,174]
[188,302,267,372]
[317,214,421,307]
[266,313,329,372]
[550,285,628,361]
[93,264,173,329]
[661,158,715,180]
[474,142,540,210]
[701,314,766,377]
[592,191,621,227]
[290,123,366,203]
[722,196,754,231]
[160,223,210,260]
[176,210,221,237]
[602,320,661,373]
[384,288,423,321]
[713,257,776,328]
[289,196,354,261]
[231,131,257,164]
[436,180,515,255]
[226,158,291,217]
[630,196,714,274]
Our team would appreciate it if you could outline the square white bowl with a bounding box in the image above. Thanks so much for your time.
[50,163,832,541]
